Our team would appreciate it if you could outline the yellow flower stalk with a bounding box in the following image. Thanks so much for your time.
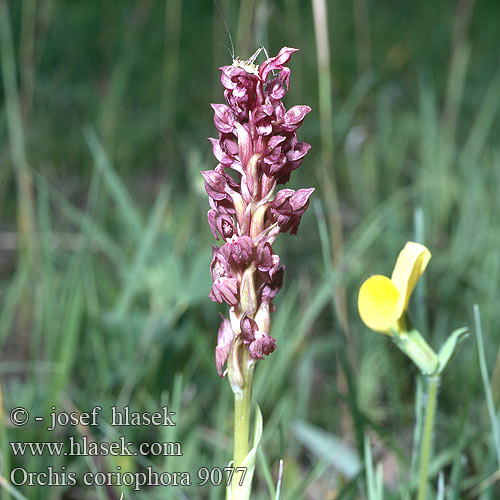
[358,241,431,335]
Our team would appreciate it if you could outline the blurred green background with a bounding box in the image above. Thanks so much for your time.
[1,0,499,499]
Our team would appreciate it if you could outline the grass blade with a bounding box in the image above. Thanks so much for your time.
[84,127,143,236]
[114,187,170,315]
[474,304,500,468]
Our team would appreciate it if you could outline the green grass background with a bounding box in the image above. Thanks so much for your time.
[1,0,499,498]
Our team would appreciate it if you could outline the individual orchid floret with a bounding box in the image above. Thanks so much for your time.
[258,47,298,88]
[207,209,235,241]
[240,315,276,359]
[270,188,315,235]
[204,47,313,378]
[209,246,239,306]
[211,103,235,133]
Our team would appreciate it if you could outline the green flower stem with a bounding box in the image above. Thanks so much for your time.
[233,371,253,465]
[417,375,439,500]
[232,350,255,498]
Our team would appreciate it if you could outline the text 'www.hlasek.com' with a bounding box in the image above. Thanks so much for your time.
[7,405,247,493]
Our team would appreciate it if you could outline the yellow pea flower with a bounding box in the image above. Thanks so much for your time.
[358,242,431,335]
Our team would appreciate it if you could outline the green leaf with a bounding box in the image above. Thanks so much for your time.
[436,472,445,500]
[364,434,377,500]
[293,420,361,478]
[364,434,385,500]
[436,327,468,375]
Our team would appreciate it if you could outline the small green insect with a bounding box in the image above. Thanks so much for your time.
[231,45,269,75]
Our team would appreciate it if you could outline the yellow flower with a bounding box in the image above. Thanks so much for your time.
[358,242,431,335]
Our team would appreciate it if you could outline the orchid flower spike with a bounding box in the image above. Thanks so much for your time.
[203,47,314,379]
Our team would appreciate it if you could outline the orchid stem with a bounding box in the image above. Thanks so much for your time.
[232,353,254,498]
[417,375,439,500]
